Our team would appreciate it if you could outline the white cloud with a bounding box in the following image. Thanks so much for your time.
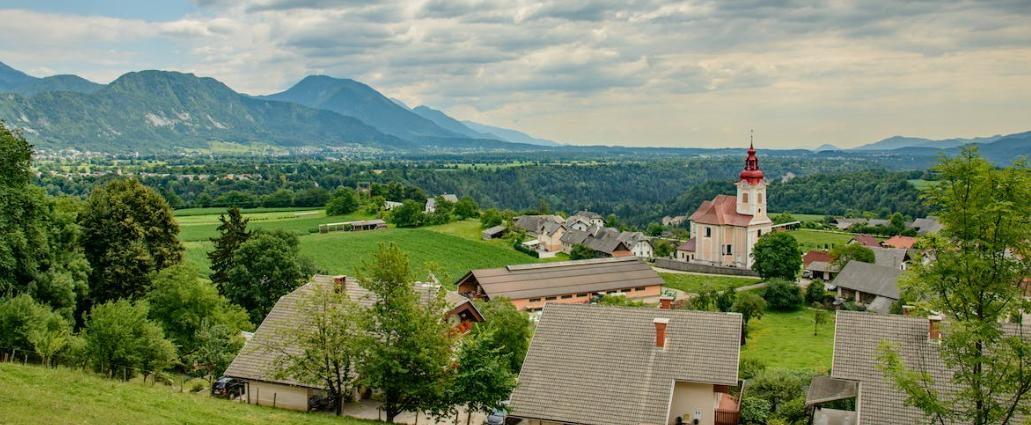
[1,0,1030,147]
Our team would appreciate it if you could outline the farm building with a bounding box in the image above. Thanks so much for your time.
[223,275,483,411]
[425,193,459,213]
[509,303,744,425]
[481,225,507,240]
[318,219,386,234]
[456,257,665,311]
[830,261,902,313]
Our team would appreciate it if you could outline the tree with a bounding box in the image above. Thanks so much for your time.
[452,331,518,425]
[326,187,360,216]
[207,207,251,292]
[751,232,802,280]
[772,212,795,225]
[762,279,803,311]
[224,229,315,324]
[654,239,675,258]
[829,243,875,268]
[266,284,367,416]
[356,243,455,423]
[598,294,645,307]
[83,299,176,380]
[570,244,596,260]
[471,297,531,374]
[454,196,479,219]
[80,179,184,306]
[879,147,1031,425]
[144,264,250,359]
[645,223,664,237]
[390,200,426,228]
[191,319,244,382]
[0,294,72,364]
[813,306,828,336]
[366,195,386,214]
[480,208,503,228]
[804,280,826,305]
[605,214,620,228]
[732,292,766,326]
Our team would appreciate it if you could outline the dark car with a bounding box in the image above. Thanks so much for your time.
[211,377,244,399]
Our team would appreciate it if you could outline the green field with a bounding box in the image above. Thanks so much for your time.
[659,273,761,294]
[173,206,317,217]
[787,229,860,251]
[176,210,540,285]
[0,363,377,425]
[907,179,937,191]
[742,307,836,371]
[770,212,826,223]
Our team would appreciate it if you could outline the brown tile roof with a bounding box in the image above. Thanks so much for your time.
[803,250,833,267]
[224,275,476,388]
[677,238,696,252]
[688,194,767,227]
[509,303,742,425]
[882,235,917,249]
[849,234,880,247]
[831,261,903,300]
[456,257,665,301]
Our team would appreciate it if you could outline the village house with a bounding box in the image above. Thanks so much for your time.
[456,257,665,311]
[881,235,917,249]
[802,250,838,280]
[686,144,773,268]
[509,303,744,425]
[807,311,1026,425]
[559,226,633,257]
[424,193,459,213]
[848,234,880,248]
[830,261,903,313]
[536,221,566,252]
[677,238,696,261]
[908,216,943,235]
[566,210,605,230]
[223,275,483,411]
[618,231,654,258]
[513,214,564,237]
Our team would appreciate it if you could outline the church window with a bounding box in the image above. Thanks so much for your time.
[757,229,762,237]
[758,193,764,203]
[705,227,712,238]
[723,245,733,255]
[742,193,749,203]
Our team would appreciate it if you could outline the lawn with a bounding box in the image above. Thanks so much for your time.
[787,229,859,251]
[659,273,760,294]
[0,363,379,425]
[176,209,375,242]
[741,307,836,371]
[770,212,826,223]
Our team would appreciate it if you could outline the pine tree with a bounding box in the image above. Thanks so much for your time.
[207,207,250,293]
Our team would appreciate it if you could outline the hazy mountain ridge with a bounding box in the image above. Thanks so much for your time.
[461,120,560,146]
[852,133,1021,151]
[0,70,413,152]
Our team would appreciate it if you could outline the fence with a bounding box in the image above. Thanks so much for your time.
[0,345,212,394]
[654,258,759,277]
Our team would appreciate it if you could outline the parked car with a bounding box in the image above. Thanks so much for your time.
[485,400,514,425]
[211,377,244,399]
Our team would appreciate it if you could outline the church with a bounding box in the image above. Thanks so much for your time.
[685,143,773,269]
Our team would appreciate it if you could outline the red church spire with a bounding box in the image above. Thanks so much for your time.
[738,137,764,185]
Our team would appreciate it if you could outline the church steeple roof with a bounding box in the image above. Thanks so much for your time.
[738,141,764,185]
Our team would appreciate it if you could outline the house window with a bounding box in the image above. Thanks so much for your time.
[545,296,557,301]
[577,293,588,298]
[621,289,631,293]
[705,227,712,238]
[529,298,541,302]
[635,287,646,291]
[561,295,573,299]
[723,245,733,255]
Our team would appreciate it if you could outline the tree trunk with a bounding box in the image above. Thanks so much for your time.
[466,408,472,425]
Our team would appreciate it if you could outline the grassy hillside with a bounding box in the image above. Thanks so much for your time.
[0,363,379,425]
[659,273,760,294]
[787,229,863,251]
[741,307,836,370]
[177,210,539,285]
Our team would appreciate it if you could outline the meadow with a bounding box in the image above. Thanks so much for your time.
[176,209,540,285]
[741,307,836,371]
[786,229,863,251]
[659,273,761,294]
[0,363,378,425]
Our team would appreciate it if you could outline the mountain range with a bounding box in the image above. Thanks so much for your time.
[0,60,551,153]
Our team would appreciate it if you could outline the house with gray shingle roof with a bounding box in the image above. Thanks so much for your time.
[509,303,743,425]
[812,311,1026,425]
[223,275,482,411]
[830,261,903,313]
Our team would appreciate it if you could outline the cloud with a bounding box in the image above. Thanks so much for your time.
[1,0,1030,147]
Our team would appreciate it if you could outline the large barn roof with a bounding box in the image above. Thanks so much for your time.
[456,257,664,300]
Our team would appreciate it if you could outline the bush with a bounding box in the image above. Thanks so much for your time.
[190,380,206,393]
[739,357,767,380]
[513,243,540,258]
[762,279,803,311]
[804,280,826,305]
[740,396,771,425]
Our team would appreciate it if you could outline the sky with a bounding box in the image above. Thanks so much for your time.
[0,0,1029,149]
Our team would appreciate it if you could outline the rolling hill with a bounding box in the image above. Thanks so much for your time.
[0,60,36,91]
[0,70,413,153]
[9,74,104,97]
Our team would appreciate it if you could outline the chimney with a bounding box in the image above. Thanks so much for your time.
[654,318,669,349]
[902,305,915,316]
[659,296,673,310]
[333,275,347,293]
[929,314,942,342]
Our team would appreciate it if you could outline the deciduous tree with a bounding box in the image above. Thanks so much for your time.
[879,147,1031,425]
[454,196,479,219]
[83,299,176,380]
[762,279,803,311]
[224,229,315,324]
[829,243,875,268]
[751,232,802,280]
[326,187,360,216]
[80,179,184,306]
[452,331,518,425]
[471,296,531,373]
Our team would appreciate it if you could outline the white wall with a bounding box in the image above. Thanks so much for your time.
[667,381,716,425]
[247,380,311,411]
